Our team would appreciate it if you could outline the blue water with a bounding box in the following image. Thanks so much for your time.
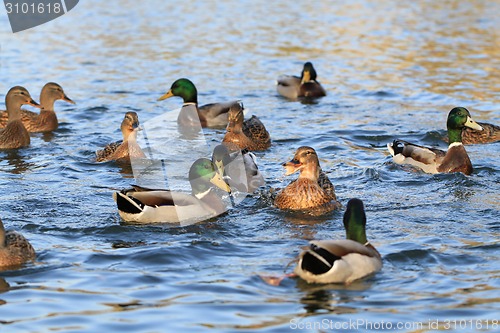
[0,1,499,332]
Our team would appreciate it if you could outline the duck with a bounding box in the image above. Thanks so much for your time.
[0,218,36,269]
[157,78,240,128]
[96,112,146,163]
[113,158,231,223]
[0,82,74,132]
[274,146,341,213]
[276,62,326,100]
[294,198,382,284]
[461,121,499,145]
[387,107,483,175]
[222,102,271,151]
[0,86,41,149]
[212,143,265,194]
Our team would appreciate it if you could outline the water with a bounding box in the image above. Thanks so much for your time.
[1,1,499,332]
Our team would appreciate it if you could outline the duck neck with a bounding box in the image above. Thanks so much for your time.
[447,128,462,144]
[6,98,22,121]
[344,211,367,244]
[298,160,320,181]
[40,94,56,111]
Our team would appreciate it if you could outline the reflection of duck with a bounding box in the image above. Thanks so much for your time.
[0,218,36,269]
[96,112,145,163]
[158,78,239,128]
[222,103,271,151]
[0,86,41,149]
[274,146,340,213]
[277,62,326,100]
[0,82,74,132]
[113,158,231,223]
[388,107,483,175]
[294,199,382,284]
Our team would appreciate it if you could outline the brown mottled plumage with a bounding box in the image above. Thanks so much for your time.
[0,82,74,132]
[276,62,326,100]
[96,112,146,162]
[461,122,499,144]
[0,218,36,269]
[275,146,341,213]
[0,86,41,149]
[222,103,271,151]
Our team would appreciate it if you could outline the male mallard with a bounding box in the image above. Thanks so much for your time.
[157,78,239,128]
[0,82,74,132]
[0,218,36,269]
[96,112,146,163]
[212,143,265,193]
[276,62,326,100]
[0,86,41,149]
[294,198,382,284]
[387,107,483,175]
[113,158,231,223]
[274,146,341,212]
[222,103,271,151]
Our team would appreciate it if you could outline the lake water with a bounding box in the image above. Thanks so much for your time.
[0,1,499,332]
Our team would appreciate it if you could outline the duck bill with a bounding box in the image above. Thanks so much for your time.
[157,90,174,101]
[28,99,42,109]
[464,116,483,131]
[283,160,302,176]
[210,172,231,193]
[63,94,76,105]
[301,70,311,83]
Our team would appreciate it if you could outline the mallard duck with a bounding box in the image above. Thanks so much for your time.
[276,62,326,100]
[96,112,146,163]
[461,121,499,144]
[157,78,239,128]
[113,158,231,223]
[0,82,74,132]
[222,103,271,151]
[294,198,382,284]
[0,86,40,149]
[212,143,265,193]
[0,218,36,269]
[274,146,341,212]
[388,107,483,175]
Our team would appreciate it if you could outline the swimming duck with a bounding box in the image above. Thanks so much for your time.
[96,112,146,163]
[0,218,36,269]
[222,103,271,151]
[294,198,382,284]
[274,146,341,212]
[0,86,41,149]
[461,121,499,144]
[0,82,74,132]
[157,78,239,128]
[276,62,326,100]
[212,143,265,193]
[388,107,483,175]
[113,158,231,223]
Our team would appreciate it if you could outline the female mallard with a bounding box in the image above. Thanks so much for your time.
[96,112,145,163]
[113,158,231,223]
[274,146,341,212]
[0,86,41,149]
[0,218,36,269]
[276,62,326,100]
[0,82,74,132]
[157,78,239,128]
[461,121,499,144]
[388,107,483,175]
[222,103,271,151]
[212,143,265,194]
[294,198,382,284]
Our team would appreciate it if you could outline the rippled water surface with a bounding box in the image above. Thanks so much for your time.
[1,1,499,332]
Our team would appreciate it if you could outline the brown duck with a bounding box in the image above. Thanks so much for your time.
[0,218,36,269]
[0,86,40,149]
[274,146,341,212]
[461,121,499,144]
[222,103,271,151]
[96,112,146,162]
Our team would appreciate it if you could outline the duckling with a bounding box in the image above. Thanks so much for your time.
[96,112,145,162]
[113,158,231,223]
[294,198,382,284]
[157,78,240,128]
[0,86,41,149]
[388,107,483,175]
[274,146,341,212]
[222,103,271,151]
[0,82,74,132]
[0,218,36,269]
[212,143,265,194]
[277,62,326,100]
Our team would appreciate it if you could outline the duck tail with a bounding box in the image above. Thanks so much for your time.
[114,191,144,214]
